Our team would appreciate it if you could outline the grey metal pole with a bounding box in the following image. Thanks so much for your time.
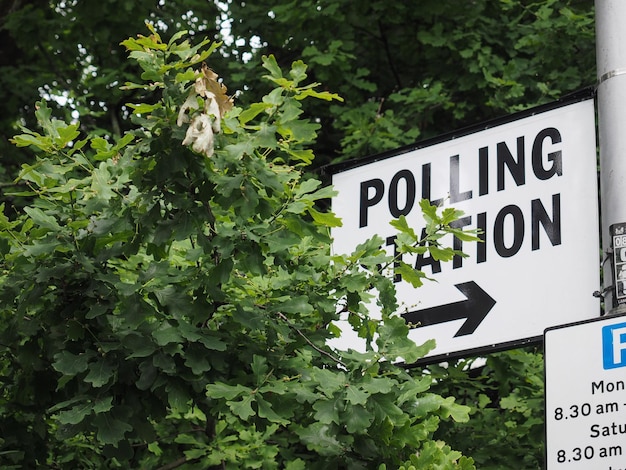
[596,0,626,314]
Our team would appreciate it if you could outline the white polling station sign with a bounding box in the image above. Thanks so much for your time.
[328,96,600,363]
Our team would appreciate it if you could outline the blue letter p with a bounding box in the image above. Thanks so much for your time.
[603,321,626,369]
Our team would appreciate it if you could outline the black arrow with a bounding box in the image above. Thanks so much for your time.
[401,281,496,337]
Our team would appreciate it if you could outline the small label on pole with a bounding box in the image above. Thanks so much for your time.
[611,223,626,305]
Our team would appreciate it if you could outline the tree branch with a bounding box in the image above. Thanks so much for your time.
[156,457,195,470]
[275,311,347,368]
[377,20,403,90]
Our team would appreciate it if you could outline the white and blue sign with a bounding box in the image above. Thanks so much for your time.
[545,314,626,469]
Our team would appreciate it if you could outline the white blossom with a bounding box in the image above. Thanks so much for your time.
[178,64,234,157]
[176,94,199,126]
[182,114,214,157]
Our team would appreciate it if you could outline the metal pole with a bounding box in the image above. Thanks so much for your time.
[596,0,626,314]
